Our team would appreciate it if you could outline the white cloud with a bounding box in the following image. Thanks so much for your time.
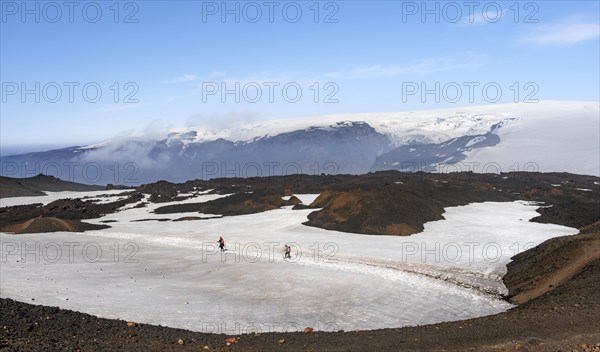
[95,104,143,113]
[164,74,199,84]
[324,71,341,78]
[79,119,175,169]
[455,6,504,26]
[186,53,483,94]
[209,70,226,78]
[204,54,484,87]
[197,70,292,88]
[328,53,486,79]
[522,20,600,45]
[186,110,258,130]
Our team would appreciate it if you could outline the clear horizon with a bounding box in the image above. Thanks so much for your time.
[1,1,599,152]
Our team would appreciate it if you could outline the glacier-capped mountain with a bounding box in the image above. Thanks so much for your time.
[1,101,598,185]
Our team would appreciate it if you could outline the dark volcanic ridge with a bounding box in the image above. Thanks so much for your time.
[1,217,108,234]
[0,174,104,199]
[153,191,302,216]
[1,171,599,235]
[146,171,598,235]
[303,172,599,235]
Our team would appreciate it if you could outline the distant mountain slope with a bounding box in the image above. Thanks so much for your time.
[370,132,501,172]
[1,101,598,185]
[0,174,104,198]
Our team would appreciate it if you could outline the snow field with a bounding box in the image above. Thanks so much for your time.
[0,192,578,332]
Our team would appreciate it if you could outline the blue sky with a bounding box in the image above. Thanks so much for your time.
[1,0,599,154]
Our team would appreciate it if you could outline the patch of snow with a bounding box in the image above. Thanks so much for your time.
[177,192,197,198]
[83,195,128,204]
[465,136,486,148]
[0,190,130,208]
[293,194,319,205]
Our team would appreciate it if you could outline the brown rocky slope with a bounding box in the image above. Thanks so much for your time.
[0,217,108,234]
[0,174,104,199]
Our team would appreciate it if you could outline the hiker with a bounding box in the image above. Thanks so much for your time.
[284,244,292,259]
[217,236,225,251]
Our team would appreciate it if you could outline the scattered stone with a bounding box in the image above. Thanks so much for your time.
[277,338,286,345]
[303,327,314,334]
[225,337,237,345]
[126,322,137,327]
[176,338,184,345]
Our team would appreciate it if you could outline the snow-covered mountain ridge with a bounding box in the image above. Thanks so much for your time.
[1,101,598,184]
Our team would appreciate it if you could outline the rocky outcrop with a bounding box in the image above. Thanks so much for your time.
[1,217,109,234]
[0,174,104,198]
[154,191,301,216]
